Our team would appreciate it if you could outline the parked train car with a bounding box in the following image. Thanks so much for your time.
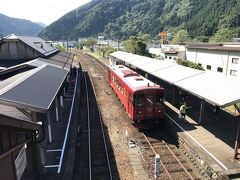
[108,65,164,129]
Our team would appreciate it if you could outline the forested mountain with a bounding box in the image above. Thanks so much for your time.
[0,13,44,36]
[39,0,240,41]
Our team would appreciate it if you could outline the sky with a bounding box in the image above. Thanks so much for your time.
[0,0,90,25]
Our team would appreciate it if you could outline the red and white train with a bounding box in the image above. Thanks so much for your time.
[108,65,164,129]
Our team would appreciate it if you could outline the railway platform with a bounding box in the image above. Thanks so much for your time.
[164,101,240,178]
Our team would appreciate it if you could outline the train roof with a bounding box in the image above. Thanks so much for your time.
[110,65,162,92]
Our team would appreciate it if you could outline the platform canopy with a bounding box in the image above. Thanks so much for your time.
[109,51,240,107]
[175,72,240,107]
[153,64,204,83]
[0,64,68,112]
[130,57,156,67]
[138,60,176,74]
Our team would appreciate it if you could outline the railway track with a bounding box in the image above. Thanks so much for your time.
[74,51,202,179]
[139,131,196,179]
[73,59,112,180]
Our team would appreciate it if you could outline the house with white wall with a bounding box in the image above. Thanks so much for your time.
[148,44,186,60]
[186,43,240,77]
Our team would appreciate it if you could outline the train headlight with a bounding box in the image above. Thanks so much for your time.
[135,110,142,114]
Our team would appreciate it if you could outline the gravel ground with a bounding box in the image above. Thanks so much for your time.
[78,54,144,179]
[77,53,205,180]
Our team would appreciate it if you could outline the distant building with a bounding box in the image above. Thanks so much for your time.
[0,34,58,67]
[62,41,76,48]
[148,44,186,60]
[78,37,88,42]
[186,43,240,77]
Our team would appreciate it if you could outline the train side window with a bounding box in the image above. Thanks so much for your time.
[156,94,164,107]
[134,95,144,107]
[146,96,154,107]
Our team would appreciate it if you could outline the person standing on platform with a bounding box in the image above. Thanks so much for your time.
[179,103,188,122]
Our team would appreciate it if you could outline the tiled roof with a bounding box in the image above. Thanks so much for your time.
[3,34,59,57]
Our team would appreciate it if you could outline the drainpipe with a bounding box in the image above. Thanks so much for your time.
[225,51,230,76]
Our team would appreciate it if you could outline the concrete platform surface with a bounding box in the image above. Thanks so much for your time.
[164,101,240,177]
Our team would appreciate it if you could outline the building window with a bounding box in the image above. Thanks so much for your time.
[207,65,211,70]
[232,58,239,64]
[230,70,238,76]
[217,67,223,73]
[169,57,172,59]
[165,56,167,59]
[174,57,176,60]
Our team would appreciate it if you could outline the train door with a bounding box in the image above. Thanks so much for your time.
[145,95,154,117]
[134,94,144,119]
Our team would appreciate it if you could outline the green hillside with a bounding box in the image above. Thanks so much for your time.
[0,13,43,36]
[39,0,240,41]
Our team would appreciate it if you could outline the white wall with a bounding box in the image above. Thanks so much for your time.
[186,48,240,77]
[227,52,240,77]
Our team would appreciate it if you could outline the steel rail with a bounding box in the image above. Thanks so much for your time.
[142,133,194,180]
[86,63,113,180]
[142,133,173,180]
[81,52,109,81]
[162,139,194,180]
[81,57,113,180]
[83,52,192,179]
[83,71,92,180]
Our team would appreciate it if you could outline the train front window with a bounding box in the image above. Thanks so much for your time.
[146,96,154,107]
[156,94,164,107]
[135,95,144,107]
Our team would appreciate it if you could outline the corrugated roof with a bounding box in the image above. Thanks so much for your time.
[109,51,240,107]
[0,64,68,112]
[175,72,240,107]
[3,34,59,57]
[187,43,240,52]
[154,65,204,84]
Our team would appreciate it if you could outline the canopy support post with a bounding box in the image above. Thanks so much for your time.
[199,99,205,124]
[31,111,37,123]
[172,86,175,104]
[47,111,52,143]
[60,95,64,108]
[55,97,59,122]
[234,121,240,159]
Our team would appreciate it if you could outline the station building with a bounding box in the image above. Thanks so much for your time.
[148,44,186,60]
[0,34,58,67]
[186,43,240,77]
[0,34,77,179]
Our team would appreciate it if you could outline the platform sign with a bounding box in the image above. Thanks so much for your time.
[15,145,27,180]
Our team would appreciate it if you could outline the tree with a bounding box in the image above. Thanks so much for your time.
[176,58,204,71]
[212,28,234,42]
[86,38,97,51]
[122,36,149,56]
[55,44,66,52]
[138,33,152,43]
[172,30,190,44]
